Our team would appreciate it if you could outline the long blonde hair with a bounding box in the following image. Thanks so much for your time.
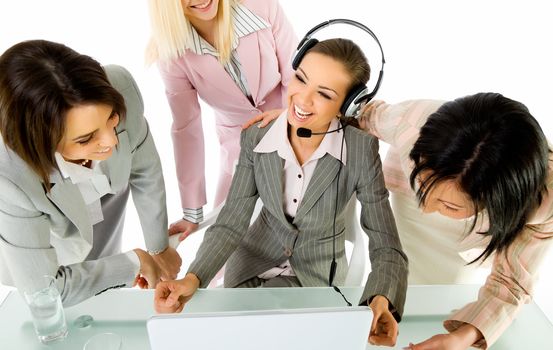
[146,0,236,64]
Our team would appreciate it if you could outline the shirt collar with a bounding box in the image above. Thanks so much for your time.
[54,152,100,184]
[187,2,269,56]
[254,110,347,165]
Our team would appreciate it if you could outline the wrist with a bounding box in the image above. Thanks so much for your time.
[369,295,389,310]
[452,323,483,348]
[148,246,168,256]
[133,248,152,272]
[184,273,201,289]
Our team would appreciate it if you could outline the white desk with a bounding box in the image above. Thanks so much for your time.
[0,285,551,349]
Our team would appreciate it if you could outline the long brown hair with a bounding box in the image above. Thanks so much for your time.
[0,40,126,189]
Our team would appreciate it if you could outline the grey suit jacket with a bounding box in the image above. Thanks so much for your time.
[0,65,168,306]
[189,121,408,320]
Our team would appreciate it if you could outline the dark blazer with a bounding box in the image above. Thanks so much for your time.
[189,120,408,319]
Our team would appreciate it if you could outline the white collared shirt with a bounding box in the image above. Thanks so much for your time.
[55,153,114,226]
[187,3,269,100]
[253,111,347,279]
[54,153,140,272]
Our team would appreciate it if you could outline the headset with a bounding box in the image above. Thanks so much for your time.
[291,19,386,306]
[291,18,386,118]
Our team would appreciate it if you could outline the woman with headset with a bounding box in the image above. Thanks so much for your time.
[146,0,297,239]
[0,40,181,306]
[360,96,551,349]
[154,37,408,347]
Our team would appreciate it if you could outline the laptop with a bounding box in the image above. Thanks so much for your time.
[147,306,372,350]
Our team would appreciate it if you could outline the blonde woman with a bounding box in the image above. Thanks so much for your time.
[147,0,297,238]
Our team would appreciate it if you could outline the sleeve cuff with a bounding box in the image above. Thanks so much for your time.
[183,207,204,224]
[126,250,141,278]
[444,320,487,349]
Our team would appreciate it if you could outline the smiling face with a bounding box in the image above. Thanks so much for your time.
[418,173,476,220]
[287,52,352,135]
[56,104,120,163]
[181,0,219,22]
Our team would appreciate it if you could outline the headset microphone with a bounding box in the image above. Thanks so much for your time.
[296,124,346,138]
[292,18,384,307]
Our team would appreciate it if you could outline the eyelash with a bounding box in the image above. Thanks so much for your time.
[443,205,459,212]
[295,73,305,84]
[319,92,331,100]
[76,114,118,145]
[77,135,94,145]
[295,74,332,100]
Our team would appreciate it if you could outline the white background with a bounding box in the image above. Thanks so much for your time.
[1,0,552,321]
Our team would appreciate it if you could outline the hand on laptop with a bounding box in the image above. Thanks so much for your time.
[368,295,398,346]
[154,273,200,313]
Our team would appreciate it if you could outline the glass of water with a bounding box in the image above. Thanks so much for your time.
[22,275,68,344]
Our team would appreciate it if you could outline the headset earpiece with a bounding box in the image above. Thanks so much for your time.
[341,85,370,118]
[291,38,319,70]
[292,19,385,118]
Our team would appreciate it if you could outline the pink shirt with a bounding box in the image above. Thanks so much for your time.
[254,111,346,278]
[362,99,553,348]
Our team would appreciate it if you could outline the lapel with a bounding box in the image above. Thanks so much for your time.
[186,53,245,101]
[47,171,92,245]
[185,32,262,104]
[236,32,261,103]
[294,154,342,222]
[257,152,294,228]
[102,131,131,193]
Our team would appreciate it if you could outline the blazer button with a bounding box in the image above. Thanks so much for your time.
[284,248,293,257]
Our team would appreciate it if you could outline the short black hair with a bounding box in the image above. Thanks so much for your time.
[409,92,549,262]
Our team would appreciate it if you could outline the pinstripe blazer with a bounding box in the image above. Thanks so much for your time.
[189,120,408,319]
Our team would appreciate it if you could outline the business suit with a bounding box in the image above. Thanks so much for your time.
[0,65,168,306]
[189,120,409,320]
[159,0,297,209]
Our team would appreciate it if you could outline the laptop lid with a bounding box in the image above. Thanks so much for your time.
[147,306,372,350]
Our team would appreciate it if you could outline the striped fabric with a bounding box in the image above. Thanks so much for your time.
[361,99,553,348]
[253,113,346,279]
[188,117,408,320]
[186,2,269,99]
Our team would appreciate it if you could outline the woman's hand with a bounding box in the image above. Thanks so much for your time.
[168,218,199,241]
[151,247,182,280]
[133,248,161,289]
[242,109,283,129]
[368,295,398,346]
[154,273,201,313]
[358,100,385,130]
[405,324,482,350]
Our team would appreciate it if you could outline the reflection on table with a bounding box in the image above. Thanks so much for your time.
[0,285,552,349]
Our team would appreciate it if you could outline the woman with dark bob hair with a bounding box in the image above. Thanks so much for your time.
[0,40,181,306]
[360,93,552,349]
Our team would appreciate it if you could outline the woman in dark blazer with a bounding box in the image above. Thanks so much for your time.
[0,40,181,306]
[155,38,408,347]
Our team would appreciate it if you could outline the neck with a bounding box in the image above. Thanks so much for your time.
[189,18,217,47]
[288,123,330,165]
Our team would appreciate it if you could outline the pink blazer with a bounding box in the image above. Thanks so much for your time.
[158,0,298,209]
